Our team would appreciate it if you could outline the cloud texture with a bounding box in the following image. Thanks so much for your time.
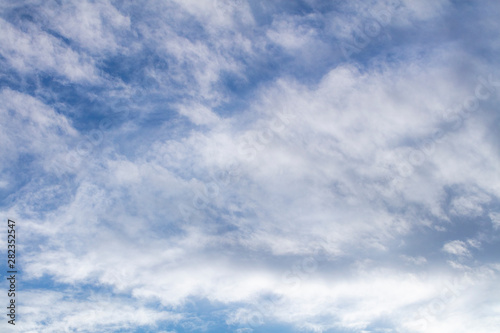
[1,0,500,332]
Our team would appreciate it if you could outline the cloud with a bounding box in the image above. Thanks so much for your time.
[1,0,500,333]
[401,255,428,265]
[18,290,182,333]
[39,0,131,55]
[449,188,491,217]
[266,15,319,51]
[0,88,79,183]
[9,48,498,331]
[490,212,500,230]
[442,240,470,257]
[175,103,221,126]
[0,18,100,83]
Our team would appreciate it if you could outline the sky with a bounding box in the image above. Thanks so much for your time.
[1,0,500,332]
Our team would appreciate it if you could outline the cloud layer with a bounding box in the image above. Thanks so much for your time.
[1,0,500,332]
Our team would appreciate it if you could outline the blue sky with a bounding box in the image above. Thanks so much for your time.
[1,0,500,332]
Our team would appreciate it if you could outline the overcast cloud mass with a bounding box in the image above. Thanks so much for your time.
[1,0,500,332]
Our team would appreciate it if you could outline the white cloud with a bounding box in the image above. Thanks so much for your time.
[442,240,470,257]
[130,0,252,104]
[39,0,130,55]
[401,255,428,265]
[450,189,491,217]
[9,49,500,331]
[267,16,319,51]
[176,103,221,126]
[0,179,9,189]
[171,0,254,28]
[2,1,500,332]
[17,290,182,333]
[0,18,100,83]
[7,50,494,331]
[0,88,79,177]
[490,212,500,230]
